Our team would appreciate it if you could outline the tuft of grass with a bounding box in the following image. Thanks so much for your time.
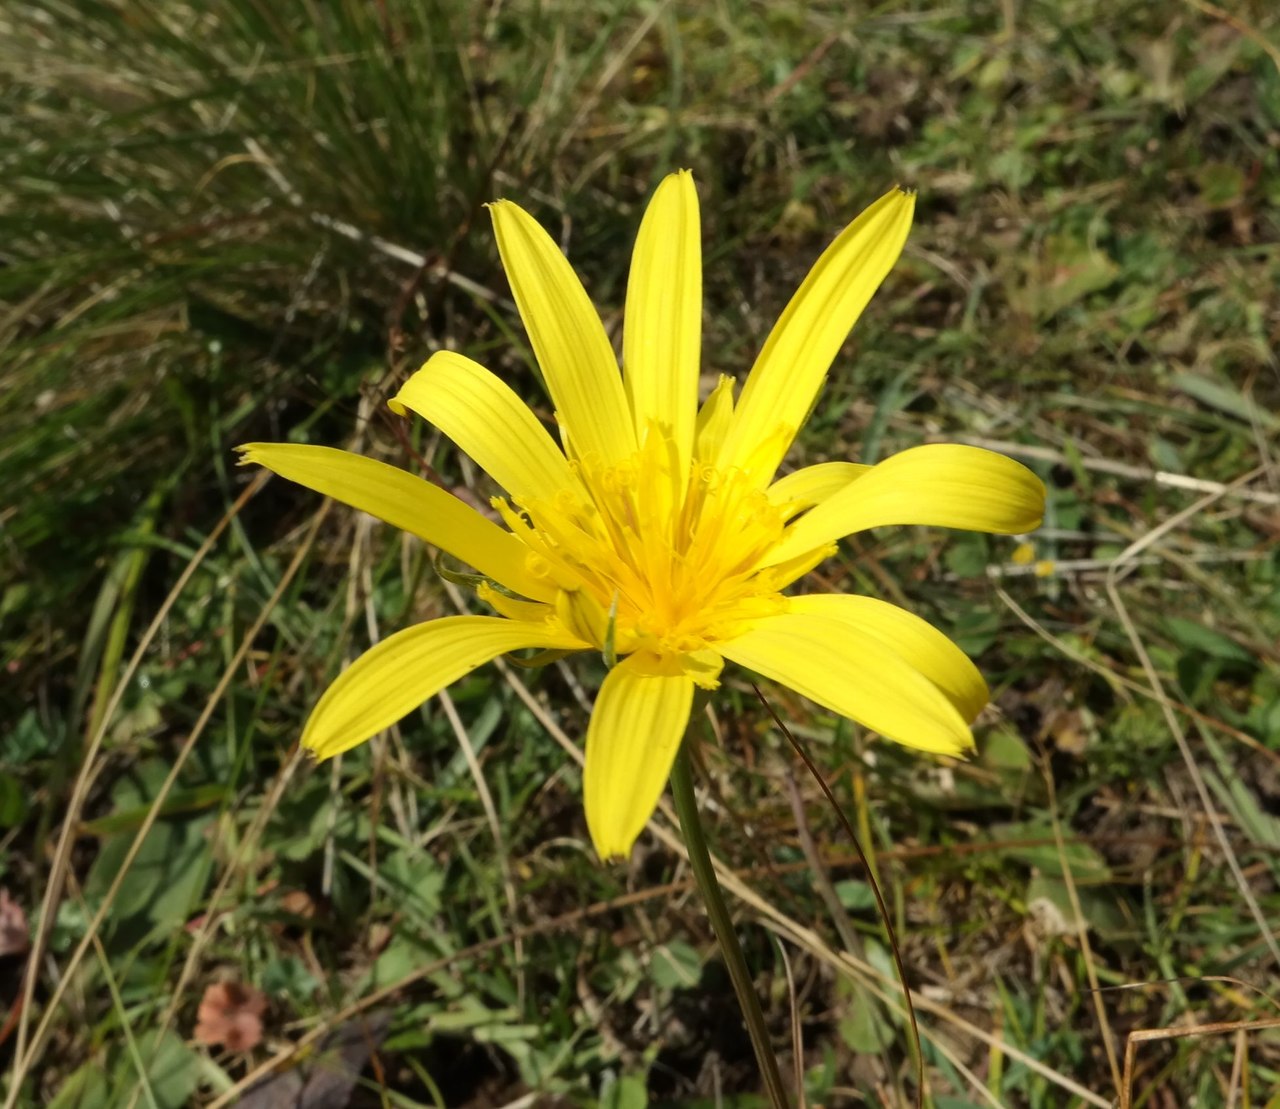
[3,1,1280,1106]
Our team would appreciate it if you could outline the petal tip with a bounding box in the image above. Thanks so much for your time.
[590,829,637,863]
[595,843,631,863]
[486,198,521,229]
[300,734,333,762]
[488,197,528,226]
[917,728,976,760]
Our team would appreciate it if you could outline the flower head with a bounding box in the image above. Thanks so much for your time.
[239,172,1045,859]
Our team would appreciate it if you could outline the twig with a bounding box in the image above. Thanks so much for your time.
[782,770,860,954]
[492,660,1113,1107]
[1103,468,1280,973]
[242,137,512,308]
[1184,0,1280,74]
[1035,748,1123,1092]
[1119,1018,1280,1109]
[943,435,1280,506]
[995,585,1280,767]
[8,484,325,1094]
[205,879,697,1109]
[6,472,268,1094]
[758,687,924,1109]
[437,687,527,1012]
[773,936,807,1109]
[975,549,1267,581]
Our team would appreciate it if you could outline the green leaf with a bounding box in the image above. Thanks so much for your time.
[988,821,1111,880]
[600,1074,649,1109]
[1024,875,1126,939]
[1171,371,1279,431]
[948,605,1001,655]
[380,849,446,919]
[1011,233,1120,320]
[1194,161,1246,208]
[270,782,334,862]
[1200,728,1280,849]
[649,940,701,990]
[943,536,991,581]
[83,816,212,930]
[48,1061,111,1109]
[980,727,1033,776]
[836,972,894,1054]
[4,710,57,763]
[0,772,28,827]
[368,933,436,991]
[51,1033,200,1109]
[834,879,876,912]
[79,786,224,837]
[262,955,319,1002]
[1,582,30,619]
[1164,616,1254,664]
[861,367,919,466]
[114,1031,200,1109]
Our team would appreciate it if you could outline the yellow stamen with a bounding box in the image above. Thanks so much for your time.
[513,431,788,668]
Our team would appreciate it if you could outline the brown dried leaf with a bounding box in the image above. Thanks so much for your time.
[238,1011,391,1109]
[279,889,317,919]
[194,981,268,1051]
[0,890,28,958]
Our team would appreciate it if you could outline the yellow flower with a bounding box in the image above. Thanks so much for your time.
[239,172,1045,859]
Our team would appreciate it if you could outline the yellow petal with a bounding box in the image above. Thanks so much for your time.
[489,200,636,465]
[765,444,1047,568]
[584,654,694,859]
[389,351,576,503]
[789,594,988,722]
[624,171,701,475]
[237,443,554,601]
[302,616,587,760]
[476,581,554,623]
[693,374,735,462]
[767,461,871,517]
[717,188,915,485]
[721,611,972,755]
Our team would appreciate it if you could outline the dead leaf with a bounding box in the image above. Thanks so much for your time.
[279,889,316,919]
[194,981,268,1051]
[0,890,28,958]
[1040,705,1090,756]
[239,1011,391,1109]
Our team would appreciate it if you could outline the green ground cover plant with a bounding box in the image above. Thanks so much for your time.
[2,1,1279,1105]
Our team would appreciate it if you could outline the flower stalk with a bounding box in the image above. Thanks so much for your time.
[669,742,790,1109]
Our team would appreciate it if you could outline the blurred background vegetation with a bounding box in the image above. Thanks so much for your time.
[3,0,1279,1105]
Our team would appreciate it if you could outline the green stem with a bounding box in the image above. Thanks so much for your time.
[669,743,790,1109]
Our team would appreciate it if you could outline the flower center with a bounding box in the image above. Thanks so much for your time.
[498,433,790,660]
